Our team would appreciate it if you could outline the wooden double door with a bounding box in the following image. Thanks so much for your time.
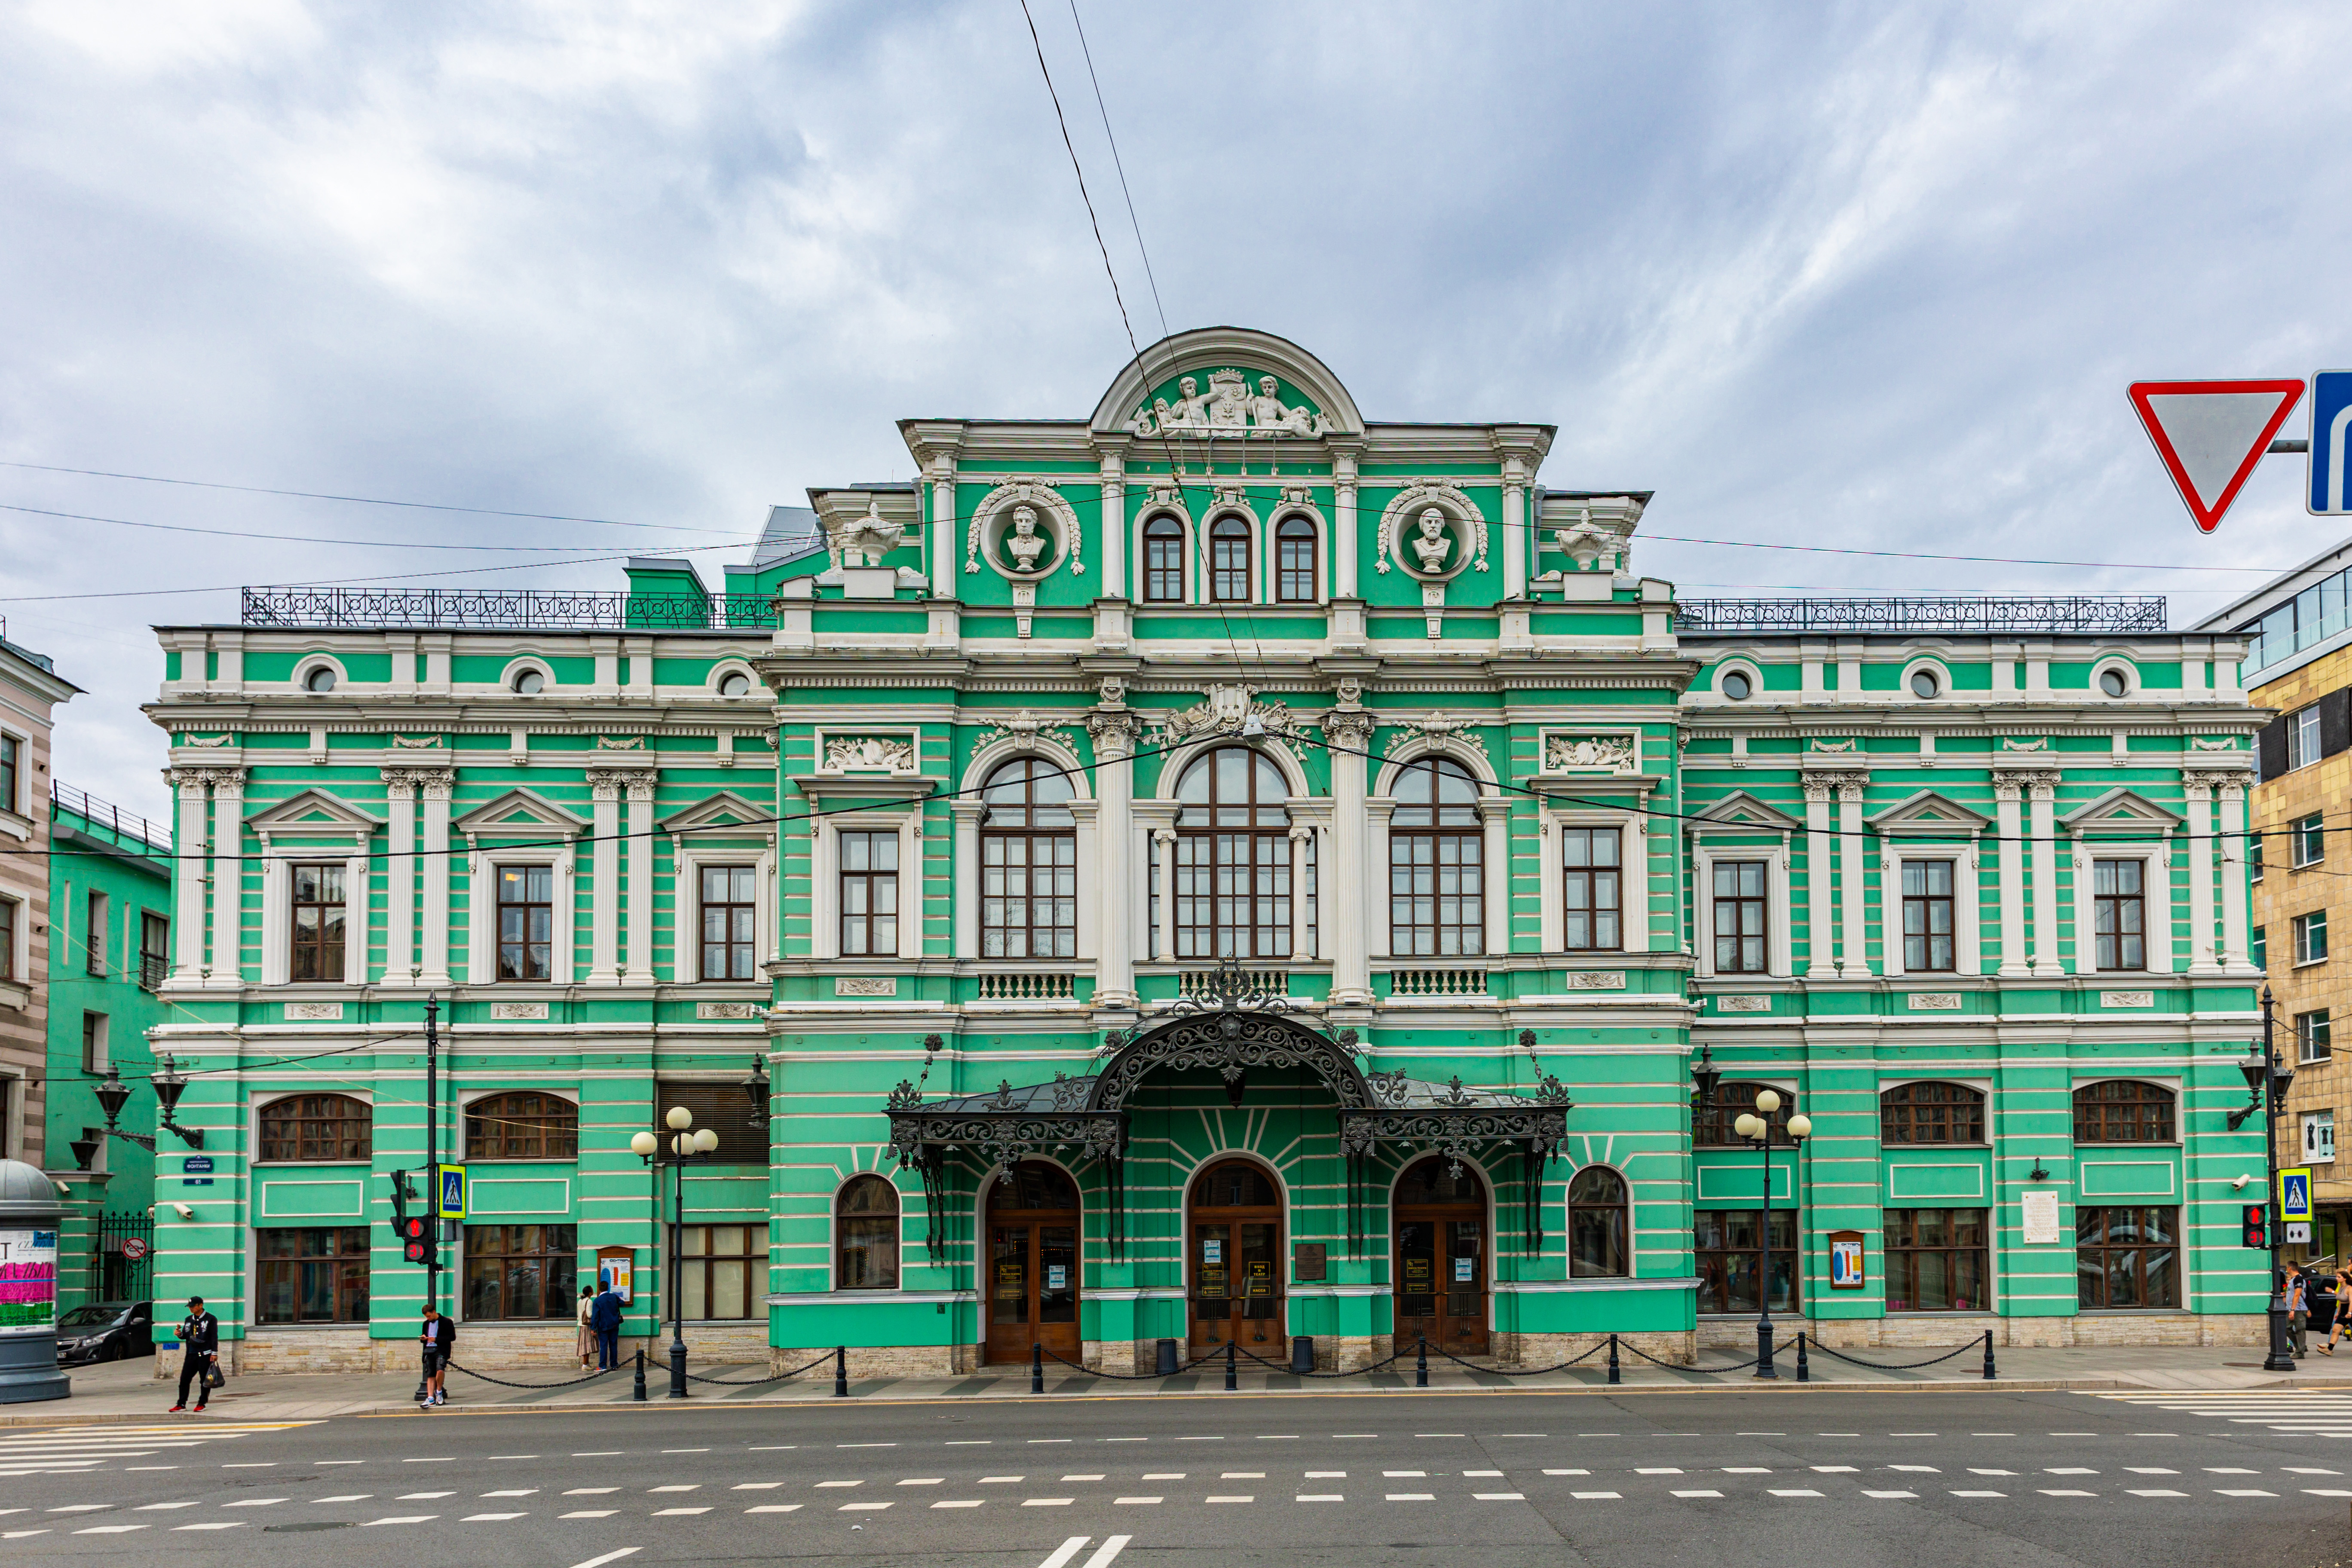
[984,1162,1081,1366]
[1393,1157,1490,1356]
[1188,1160,1286,1358]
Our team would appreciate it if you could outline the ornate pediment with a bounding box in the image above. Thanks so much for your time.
[1866,789,1993,835]
[2058,787,2183,834]
[1687,790,1802,833]
[452,788,589,839]
[1540,731,1640,775]
[659,790,774,839]
[1138,684,1302,750]
[1125,366,1333,440]
[244,789,383,840]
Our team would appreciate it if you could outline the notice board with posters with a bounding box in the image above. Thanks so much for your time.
[596,1246,634,1304]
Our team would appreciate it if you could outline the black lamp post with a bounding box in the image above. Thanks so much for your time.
[1690,1044,1721,1113]
[745,1055,771,1130]
[90,1057,205,1152]
[633,1108,717,1399]
[2246,993,2298,1372]
[1732,1090,1812,1379]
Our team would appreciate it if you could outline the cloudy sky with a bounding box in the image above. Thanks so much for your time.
[3,0,2346,820]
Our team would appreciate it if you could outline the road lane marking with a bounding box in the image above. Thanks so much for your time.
[561,1511,617,1518]
[1079,1536,1132,1568]
[2128,1490,2187,1498]
[1476,1492,1527,1501]
[1113,1498,1161,1505]
[654,1506,714,1515]
[931,1501,983,1509]
[567,1552,640,1568]
[1673,1490,1723,1498]
[1862,1491,1917,1500]
[747,1505,804,1513]
[1035,1537,1093,1568]
[1204,1495,1253,1504]
[464,1513,529,1522]
[361,1516,438,1526]
[1025,1499,1074,1507]
[1297,1494,1343,1502]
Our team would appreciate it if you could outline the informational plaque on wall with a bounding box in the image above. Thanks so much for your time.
[2021,1188,2062,1246]
[1294,1243,1326,1282]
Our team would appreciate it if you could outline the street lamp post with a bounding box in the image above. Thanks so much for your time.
[632,1109,718,1399]
[2247,992,2299,1373]
[1732,1090,1813,1380]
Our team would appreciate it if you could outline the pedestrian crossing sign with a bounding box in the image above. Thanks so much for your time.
[2281,1167,2313,1222]
[436,1164,468,1220]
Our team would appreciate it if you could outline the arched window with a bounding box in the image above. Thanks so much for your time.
[466,1091,580,1160]
[1210,516,1252,602]
[1143,515,1185,602]
[1693,1081,1796,1148]
[1175,747,1291,959]
[1390,756,1484,957]
[1880,1082,1985,1145]
[1568,1166,1629,1277]
[260,1094,372,1163]
[1276,516,1317,602]
[981,757,1077,959]
[835,1175,900,1290]
[2073,1080,2175,1143]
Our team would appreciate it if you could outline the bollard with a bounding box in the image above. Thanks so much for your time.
[1224,1341,1238,1392]
[1416,1335,1429,1389]
[1981,1329,1997,1381]
[1606,1333,1620,1386]
[1794,1333,1810,1384]
[632,1348,646,1403]
[1032,1342,1045,1395]
[1290,1335,1315,1376]
[833,1345,848,1399]
[1155,1338,1179,1377]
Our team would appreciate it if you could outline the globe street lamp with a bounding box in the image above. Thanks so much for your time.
[632,1107,719,1398]
[1732,1090,1812,1379]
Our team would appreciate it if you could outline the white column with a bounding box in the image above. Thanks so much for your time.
[1501,456,1528,599]
[1838,781,1867,976]
[586,771,621,984]
[1098,452,1126,599]
[342,849,369,985]
[2028,777,2060,976]
[381,773,417,985]
[169,771,208,983]
[625,777,656,984]
[1289,827,1310,960]
[929,457,958,599]
[2220,778,2252,969]
[951,799,984,959]
[1154,828,1176,962]
[417,770,454,988]
[2182,775,2218,974]
[1333,450,1360,599]
[1087,713,1138,1009]
[1994,775,2027,976]
[1802,778,1834,979]
[1481,804,1508,957]
[1326,711,1375,1004]
[206,769,245,987]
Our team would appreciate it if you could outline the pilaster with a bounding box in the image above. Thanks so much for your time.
[1086,710,1139,1012]
[1323,708,1375,1004]
[585,770,624,985]
[624,775,656,985]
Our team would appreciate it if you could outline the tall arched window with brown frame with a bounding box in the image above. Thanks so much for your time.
[1174,747,1291,959]
[835,1174,901,1291]
[980,756,1077,959]
[1880,1082,1986,1145]
[1275,516,1317,602]
[259,1094,373,1162]
[1389,755,1484,957]
[466,1091,581,1160]
[1142,515,1185,602]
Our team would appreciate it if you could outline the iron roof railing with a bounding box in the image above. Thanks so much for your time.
[240,586,781,631]
[1672,595,2167,636]
[51,782,171,858]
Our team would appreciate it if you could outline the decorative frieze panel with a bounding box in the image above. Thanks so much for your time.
[1906,992,1963,1011]
[836,976,897,998]
[1540,732,1640,775]
[819,736,918,774]
[489,1001,550,1020]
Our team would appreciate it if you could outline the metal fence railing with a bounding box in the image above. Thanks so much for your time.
[1675,596,2166,636]
[240,586,783,631]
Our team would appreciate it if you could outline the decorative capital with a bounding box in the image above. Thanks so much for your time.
[585,768,628,799]
[1086,710,1139,758]
[624,779,657,803]
[1321,710,1375,752]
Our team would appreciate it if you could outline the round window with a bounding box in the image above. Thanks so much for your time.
[303,667,336,693]
[718,671,751,697]
[2100,668,2128,698]
[512,669,545,695]
[1720,670,1753,701]
[1910,668,1941,699]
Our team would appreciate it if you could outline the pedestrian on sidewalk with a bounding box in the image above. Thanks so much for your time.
[2313,1264,2341,1356]
[419,1304,455,1407]
[2286,1262,2310,1357]
[576,1285,596,1370]
[589,1279,624,1371]
[167,1295,218,1414]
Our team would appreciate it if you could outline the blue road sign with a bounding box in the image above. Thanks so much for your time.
[436,1164,467,1220]
[2282,1167,2314,1221]
[2310,372,2352,515]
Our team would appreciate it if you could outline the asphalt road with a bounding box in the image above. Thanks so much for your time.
[1,1387,2349,1568]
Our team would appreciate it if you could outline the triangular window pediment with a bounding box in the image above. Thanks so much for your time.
[1688,791,1801,833]
[453,788,589,838]
[660,790,774,839]
[1867,790,1992,834]
[2058,787,2183,834]
[244,789,384,836]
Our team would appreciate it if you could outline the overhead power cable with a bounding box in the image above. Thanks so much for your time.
[1642,530,2284,575]
[0,500,755,554]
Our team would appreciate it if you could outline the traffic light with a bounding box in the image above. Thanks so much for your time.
[399,1215,434,1266]
[386,1168,410,1245]
[2242,1203,2268,1249]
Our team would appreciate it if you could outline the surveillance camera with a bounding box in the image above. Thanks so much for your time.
[2233,1174,2255,1190]
[170,1202,194,1219]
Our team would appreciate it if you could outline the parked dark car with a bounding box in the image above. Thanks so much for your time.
[54,1301,151,1365]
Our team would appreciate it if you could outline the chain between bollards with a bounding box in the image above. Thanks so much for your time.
[1224,1341,1237,1392]
[833,1344,848,1398]
[1415,1335,1429,1388]
[1795,1333,1810,1383]
[1606,1332,1620,1385]
[1981,1329,1996,1381]
[1032,1342,1045,1395]
[632,1348,646,1402]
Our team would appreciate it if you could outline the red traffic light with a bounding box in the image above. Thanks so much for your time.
[403,1239,429,1264]
[2242,1204,2268,1248]
[399,1217,428,1241]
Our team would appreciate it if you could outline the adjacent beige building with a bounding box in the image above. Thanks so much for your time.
[0,631,78,1167]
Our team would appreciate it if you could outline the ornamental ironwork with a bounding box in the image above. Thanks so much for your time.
[241,586,782,631]
[1674,596,2165,636]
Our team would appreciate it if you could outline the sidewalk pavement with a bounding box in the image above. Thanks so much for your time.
[20,1341,2352,1425]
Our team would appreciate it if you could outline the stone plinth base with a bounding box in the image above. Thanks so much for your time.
[1699,1312,2268,1352]
[772,1342,976,1379]
[1495,1329,1696,1369]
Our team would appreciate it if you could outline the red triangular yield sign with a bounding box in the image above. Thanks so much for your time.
[2128,378,2304,533]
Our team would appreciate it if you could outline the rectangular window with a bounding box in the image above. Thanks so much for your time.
[2299,1008,2333,1064]
[2076,1206,2180,1309]
[462,1223,578,1320]
[0,898,14,983]
[2252,834,2264,882]
[983,830,1077,959]
[2092,859,2145,971]
[1176,831,1291,960]
[698,865,758,981]
[1276,522,1317,602]
[1143,524,1184,602]
[2295,813,2326,867]
[1883,1208,1989,1311]
[140,911,168,991]
[84,891,106,976]
[1562,828,1621,952]
[838,831,899,957]
[2291,705,2323,770]
[289,863,346,982]
[680,1224,760,1320]
[2296,910,2330,965]
[0,735,15,815]
[2305,1109,2337,1165]
[2252,924,2267,971]
[80,1013,105,1075]
[496,865,554,981]
[1901,859,1956,971]
[1711,861,1768,974]
[1390,827,1483,958]
[1209,522,1251,602]
[256,1227,371,1324]
[1693,1210,1797,1314]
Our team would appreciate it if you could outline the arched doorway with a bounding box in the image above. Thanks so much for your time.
[1393,1157,1489,1355]
[1188,1159,1286,1357]
[984,1162,1081,1366]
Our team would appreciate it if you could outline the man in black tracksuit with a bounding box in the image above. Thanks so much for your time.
[169,1296,218,1413]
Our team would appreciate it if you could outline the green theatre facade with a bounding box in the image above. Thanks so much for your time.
[148,328,2272,1374]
